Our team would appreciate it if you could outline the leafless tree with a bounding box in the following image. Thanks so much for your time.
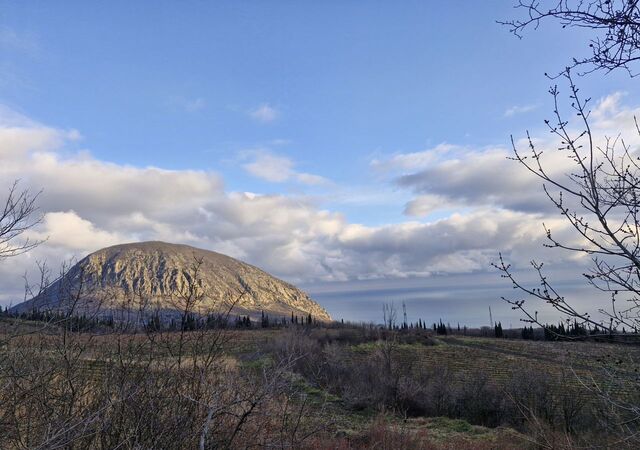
[0,249,322,449]
[500,0,640,76]
[495,69,640,336]
[0,180,42,260]
[382,301,397,330]
[0,179,44,345]
[494,68,640,443]
[499,3,640,441]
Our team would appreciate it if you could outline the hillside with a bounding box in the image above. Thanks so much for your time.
[11,241,331,321]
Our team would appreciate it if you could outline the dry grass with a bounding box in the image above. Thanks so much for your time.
[1,319,639,449]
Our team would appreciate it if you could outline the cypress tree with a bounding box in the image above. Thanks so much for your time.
[494,321,503,338]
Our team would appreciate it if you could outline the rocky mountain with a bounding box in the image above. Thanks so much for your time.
[12,241,331,322]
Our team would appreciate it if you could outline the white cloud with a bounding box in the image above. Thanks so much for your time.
[591,92,626,121]
[394,146,554,214]
[242,150,293,182]
[296,172,328,186]
[249,104,279,123]
[378,99,640,218]
[370,143,460,173]
[504,103,538,117]
[241,149,329,185]
[0,93,635,305]
[29,211,124,251]
[403,194,454,217]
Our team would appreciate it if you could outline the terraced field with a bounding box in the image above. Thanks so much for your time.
[2,322,638,447]
[350,334,638,391]
[5,321,637,387]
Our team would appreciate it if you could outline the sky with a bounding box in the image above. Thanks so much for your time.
[1,1,639,325]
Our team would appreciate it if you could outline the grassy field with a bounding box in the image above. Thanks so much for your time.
[1,318,639,449]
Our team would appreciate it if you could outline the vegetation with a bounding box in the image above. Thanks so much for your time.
[0,183,636,447]
[2,4,640,447]
[2,312,640,449]
[502,0,640,76]
[496,1,640,443]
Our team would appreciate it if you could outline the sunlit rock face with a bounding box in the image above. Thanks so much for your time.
[13,241,331,322]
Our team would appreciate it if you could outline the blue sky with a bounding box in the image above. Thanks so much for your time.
[1,2,639,324]
[3,2,633,197]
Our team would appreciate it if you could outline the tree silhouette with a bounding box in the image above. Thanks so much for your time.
[501,0,640,76]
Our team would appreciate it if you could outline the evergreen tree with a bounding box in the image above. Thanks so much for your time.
[260,311,270,328]
[146,313,162,332]
[436,319,448,335]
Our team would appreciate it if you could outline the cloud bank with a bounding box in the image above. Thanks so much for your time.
[0,92,636,306]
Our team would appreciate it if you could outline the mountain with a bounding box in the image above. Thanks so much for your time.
[12,241,331,322]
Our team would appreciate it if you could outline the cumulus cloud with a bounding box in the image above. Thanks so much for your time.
[1,94,631,305]
[395,146,555,214]
[0,114,344,301]
[591,92,626,122]
[373,93,640,220]
[241,149,329,185]
[242,151,293,182]
[0,106,81,158]
[370,143,460,173]
[249,104,279,123]
[403,194,456,217]
[29,211,124,251]
[372,142,552,216]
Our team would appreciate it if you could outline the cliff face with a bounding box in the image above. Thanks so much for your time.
[14,241,331,321]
